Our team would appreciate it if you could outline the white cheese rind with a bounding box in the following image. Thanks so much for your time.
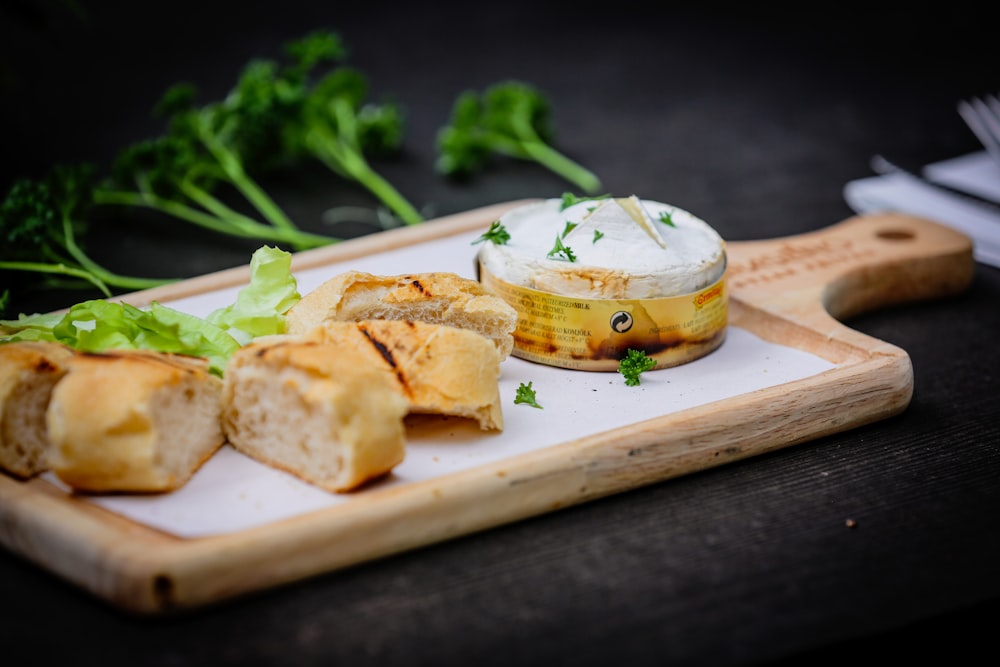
[477,197,726,299]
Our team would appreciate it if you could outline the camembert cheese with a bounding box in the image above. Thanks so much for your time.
[477,196,725,299]
[475,196,728,372]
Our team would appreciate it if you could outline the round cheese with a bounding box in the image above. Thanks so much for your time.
[477,196,726,299]
[475,196,729,372]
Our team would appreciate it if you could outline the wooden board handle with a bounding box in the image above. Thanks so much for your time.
[726,212,975,358]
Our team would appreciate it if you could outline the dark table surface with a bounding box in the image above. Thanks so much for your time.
[2,2,998,665]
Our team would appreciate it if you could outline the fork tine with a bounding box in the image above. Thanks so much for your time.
[958,94,1000,170]
[986,94,1000,124]
[976,95,1000,138]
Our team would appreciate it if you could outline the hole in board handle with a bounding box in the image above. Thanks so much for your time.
[876,228,915,241]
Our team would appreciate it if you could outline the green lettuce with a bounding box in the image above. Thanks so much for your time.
[0,245,301,375]
[206,245,301,344]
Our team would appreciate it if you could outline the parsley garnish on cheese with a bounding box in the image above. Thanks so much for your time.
[546,234,577,262]
[472,220,511,245]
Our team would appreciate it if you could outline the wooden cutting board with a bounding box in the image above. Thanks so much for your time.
[0,200,974,615]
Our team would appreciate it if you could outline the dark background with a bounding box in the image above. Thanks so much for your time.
[1,2,998,666]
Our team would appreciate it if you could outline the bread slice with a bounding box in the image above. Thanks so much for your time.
[285,271,519,359]
[46,350,225,493]
[300,320,504,431]
[0,341,76,478]
[221,336,409,493]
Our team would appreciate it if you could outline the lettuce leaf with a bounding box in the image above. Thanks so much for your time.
[206,245,301,345]
[0,245,301,375]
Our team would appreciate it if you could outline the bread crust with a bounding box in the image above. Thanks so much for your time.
[285,271,518,359]
[222,336,409,493]
[46,350,224,493]
[301,320,504,431]
[0,341,76,478]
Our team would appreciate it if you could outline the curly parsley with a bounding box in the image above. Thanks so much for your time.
[546,234,577,262]
[472,220,510,245]
[514,381,543,408]
[618,349,656,386]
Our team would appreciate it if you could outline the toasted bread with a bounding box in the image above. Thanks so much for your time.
[222,335,409,493]
[300,319,504,431]
[285,271,518,359]
[0,341,76,478]
[46,349,225,493]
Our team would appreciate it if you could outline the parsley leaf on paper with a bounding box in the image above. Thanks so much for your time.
[514,381,543,408]
[618,348,656,386]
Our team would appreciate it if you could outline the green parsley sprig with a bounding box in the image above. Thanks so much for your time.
[514,381,543,408]
[435,82,603,194]
[658,210,676,227]
[618,348,656,386]
[472,220,510,245]
[546,234,576,262]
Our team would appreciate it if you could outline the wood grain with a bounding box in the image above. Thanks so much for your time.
[0,202,974,615]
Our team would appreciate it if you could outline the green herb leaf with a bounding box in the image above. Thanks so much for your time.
[658,210,676,227]
[546,234,577,262]
[618,348,656,386]
[514,381,543,408]
[0,164,177,303]
[561,221,578,237]
[592,230,604,243]
[435,82,604,194]
[471,220,510,245]
[559,192,610,211]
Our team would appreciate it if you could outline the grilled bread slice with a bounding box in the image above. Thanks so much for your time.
[284,271,518,360]
[0,341,76,478]
[222,335,409,493]
[299,319,503,431]
[46,350,225,493]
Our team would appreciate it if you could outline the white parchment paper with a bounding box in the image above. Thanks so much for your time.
[44,226,836,538]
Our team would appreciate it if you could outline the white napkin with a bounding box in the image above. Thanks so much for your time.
[844,150,1000,268]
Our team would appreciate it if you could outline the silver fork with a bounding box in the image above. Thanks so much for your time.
[957,93,1000,170]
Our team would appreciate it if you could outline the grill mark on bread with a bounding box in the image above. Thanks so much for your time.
[358,324,411,394]
[34,359,57,373]
[256,340,320,357]
[408,278,430,296]
[78,349,206,374]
